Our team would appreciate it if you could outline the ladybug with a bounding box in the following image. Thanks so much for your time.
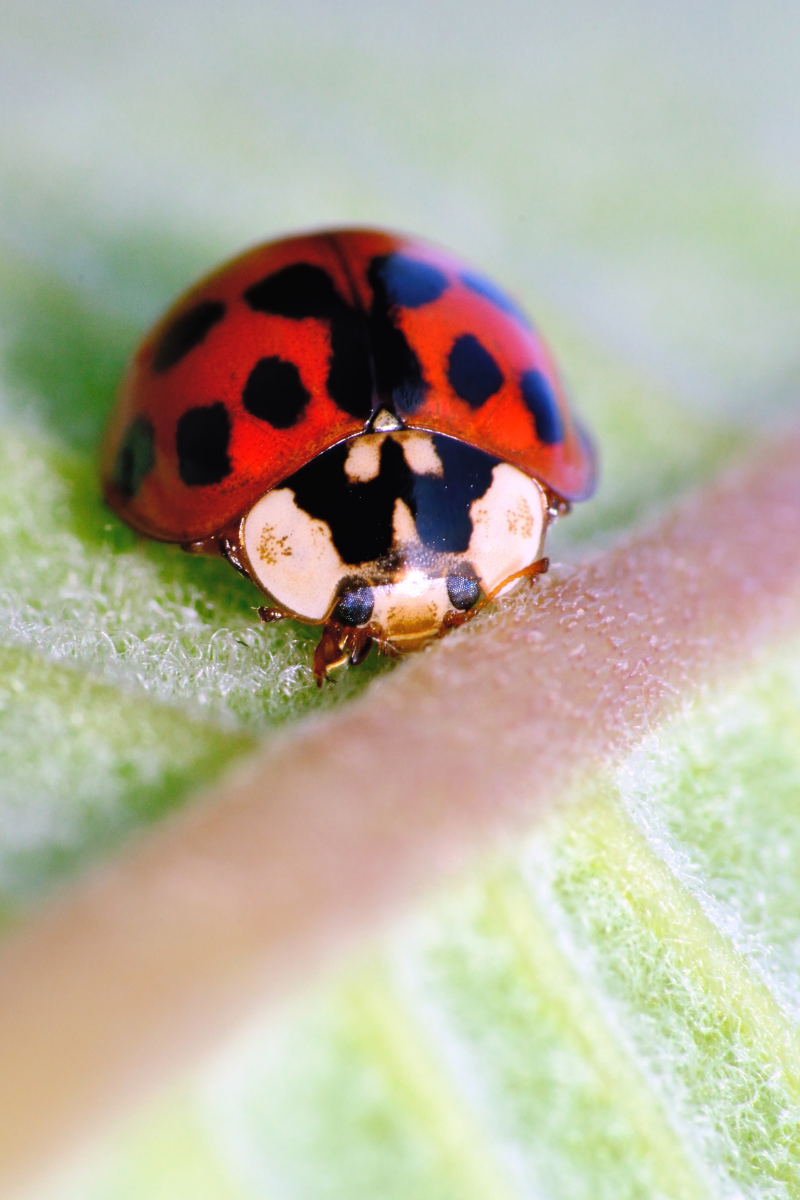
[102,229,596,682]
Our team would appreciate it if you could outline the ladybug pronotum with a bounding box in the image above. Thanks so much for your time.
[102,229,596,682]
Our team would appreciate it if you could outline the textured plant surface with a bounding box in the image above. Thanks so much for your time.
[3,2,800,1197]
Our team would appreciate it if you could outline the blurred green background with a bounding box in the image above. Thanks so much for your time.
[3,2,800,1196]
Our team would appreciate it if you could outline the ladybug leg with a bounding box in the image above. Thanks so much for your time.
[181,524,251,578]
[220,536,251,579]
[257,606,287,623]
[314,622,380,684]
[439,608,474,634]
[484,556,549,602]
[181,535,222,556]
[528,555,550,581]
[313,621,350,685]
[370,632,401,659]
[347,628,374,666]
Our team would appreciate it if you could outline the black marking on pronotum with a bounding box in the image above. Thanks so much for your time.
[520,368,565,444]
[285,433,499,564]
[176,401,232,486]
[333,586,375,626]
[113,415,155,497]
[460,271,532,327]
[447,334,504,408]
[412,435,497,552]
[243,356,310,429]
[446,574,481,611]
[152,300,226,373]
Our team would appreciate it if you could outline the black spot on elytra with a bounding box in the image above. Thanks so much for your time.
[244,263,373,420]
[460,271,532,327]
[520,369,564,444]
[285,433,498,564]
[447,334,504,408]
[112,415,155,497]
[378,254,448,308]
[176,401,232,486]
[243,263,343,320]
[241,254,451,425]
[243,357,310,428]
[327,310,374,419]
[333,586,374,626]
[367,257,427,416]
[152,300,225,373]
[447,574,480,611]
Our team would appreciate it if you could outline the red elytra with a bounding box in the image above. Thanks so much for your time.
[101,228,596,544]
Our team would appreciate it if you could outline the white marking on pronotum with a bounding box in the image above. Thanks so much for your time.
[344,431,444,484]
[396,432,443,477]
[392,498,418,546]
[344,437,382,483]
[467,464,547,595]
[241,488,348,621]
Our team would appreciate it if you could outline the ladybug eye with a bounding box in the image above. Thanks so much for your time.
[446,575,481,611]
[333,587,374,627]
